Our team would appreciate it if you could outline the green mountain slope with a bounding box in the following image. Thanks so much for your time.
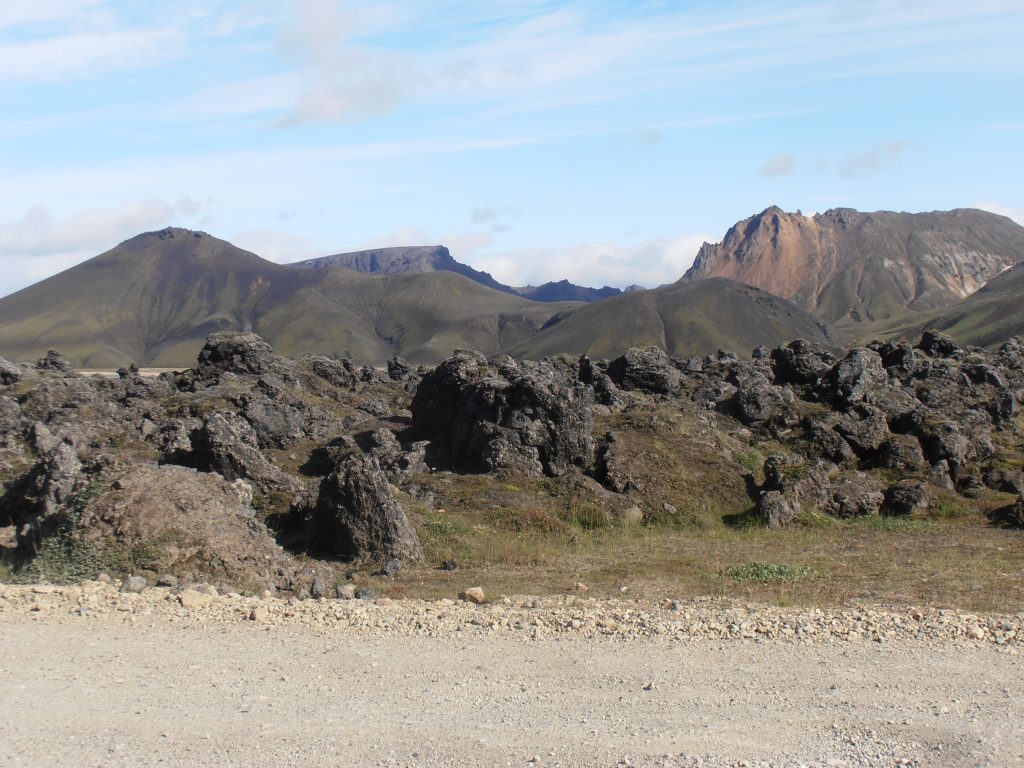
[512,278,841,360]
[0,229,577,367]
[863,262,1024,348]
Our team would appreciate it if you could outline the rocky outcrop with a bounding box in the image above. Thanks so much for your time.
[606,347,681,395]
[882,480,930,517]
[1,442,83,552]
[410,351,594,477]
[756,454,833,528]
[76,463,299,592]
[197,332,278,378]
[177,411,297,494]
[314,453,423,562]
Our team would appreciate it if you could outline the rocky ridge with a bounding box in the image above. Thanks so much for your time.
[680,206,1024,324]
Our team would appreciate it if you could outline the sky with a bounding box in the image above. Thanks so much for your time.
[0,0,1022,297]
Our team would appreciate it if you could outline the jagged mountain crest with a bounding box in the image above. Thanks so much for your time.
[681,207,1024,324]
[291,244,625,303]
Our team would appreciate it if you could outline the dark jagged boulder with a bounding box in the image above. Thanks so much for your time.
[387,356,418,383]
[996,338,1024,369]
[1009,494,1024,527]
[770,340,832,385]
[0,358,24,385]
[314,453,423,562]
[982,465,1024,495]
[801,414,857,464]
[877,340,916,375]
[834,405,890,458]
[2,442,84,552]
[822,348,886,407]
[728,372,793,429]
[305,355,360,390]
[606,347,680,394]
[756,491,794,528]
[578,355,619,407]
[824,474,884,518]
[35,350,76,375]
[592,431,635,493]
[917,420,970,482]
[756,454,833,528]
[241,395,308,448]
[411,351,594,477]
[197,332,277,377]
[181,411,296,493]
[875,435,927,471]
[882,479,930,516]
[0,396,22,438]
[917,330,960,359]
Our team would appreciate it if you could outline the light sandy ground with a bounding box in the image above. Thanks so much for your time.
[1,607,1021,767]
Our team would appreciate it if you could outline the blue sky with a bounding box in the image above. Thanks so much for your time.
[0,0,1022,296]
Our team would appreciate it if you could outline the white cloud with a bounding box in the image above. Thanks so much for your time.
[0,199,207,256]
[0,2,183,85]
[471,234,710,289]
[838,140,910,177]
[760,153,797,177]
[0,0,104,32]
[0,198,208,296]
[230,228,322,264]
[974,202,1024,227]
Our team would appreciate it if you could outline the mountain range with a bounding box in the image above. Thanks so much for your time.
[294,244,627,303]
[0,205,1021,367]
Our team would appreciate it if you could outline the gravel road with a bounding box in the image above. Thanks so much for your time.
[1,583,1022,767]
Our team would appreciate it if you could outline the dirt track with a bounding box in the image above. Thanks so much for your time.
[1,605,1022,767]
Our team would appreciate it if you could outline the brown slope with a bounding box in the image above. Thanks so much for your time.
[0,229,578,367]
[680,207,1024,324]
[511,277,841,360]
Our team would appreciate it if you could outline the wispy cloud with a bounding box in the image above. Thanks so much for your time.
[838,140,910,177]
[0,198,210,295]
[760,153,797,177]
[0,198,207,256]
[974,202,1024,227]
[472,234,711,289]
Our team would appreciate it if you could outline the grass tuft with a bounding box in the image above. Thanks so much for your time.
[723,562,811,583]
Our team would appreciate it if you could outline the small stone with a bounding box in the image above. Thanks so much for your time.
[336,584,357,600]
[574,582,589,592]
[459,587,486,604]
[179,589,215,609]
[381,558,403,577]
[355,586,380,601]
[122,576,147,593]
[96,573,112,584]
[156,574,179,588]
[31,585,57,594]
[310,575,326,600]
